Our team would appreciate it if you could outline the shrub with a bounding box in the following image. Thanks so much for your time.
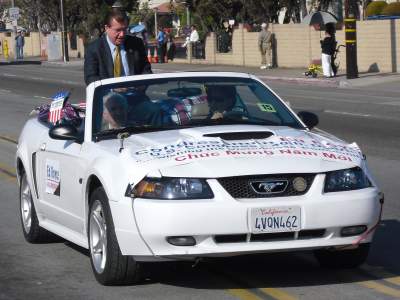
[366,1,388,16]
[381,2,400,16]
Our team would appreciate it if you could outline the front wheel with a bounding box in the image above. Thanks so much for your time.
[88,187,142,285]
[314,243,370,269]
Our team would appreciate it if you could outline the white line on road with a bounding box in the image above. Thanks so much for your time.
[34,96,51,100]
[381,101,400,106]
[324,110,371,117]
[0,89,11,93]
[281,92,400,106]
[2,73,17,77]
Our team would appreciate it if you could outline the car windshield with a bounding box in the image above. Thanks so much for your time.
[92,76,303,137]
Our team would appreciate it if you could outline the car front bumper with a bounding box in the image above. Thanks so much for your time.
[114,175,381,259]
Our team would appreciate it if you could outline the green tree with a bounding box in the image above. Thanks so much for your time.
[15,0,138,38]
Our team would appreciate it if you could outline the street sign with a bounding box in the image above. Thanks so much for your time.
[9,7,20,21]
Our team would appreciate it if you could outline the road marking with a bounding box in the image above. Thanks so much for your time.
[324,110,371,118]
[34,95,52,100]
[340,270,400,298]
[280,91,400,104]
[0,162,17,182]
[209,266,295,300]
[361,265,400,286]
[217,270,298,300]
[0,88,11,93]
[2,73,17,77]
[227,289,263,300]
[31,76,45,81]
[381,101,400,106]
[0,135,18,144]
[259,288,297,300]
[358,280,400,298]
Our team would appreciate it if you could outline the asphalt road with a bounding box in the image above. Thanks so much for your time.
[0,64,399,300]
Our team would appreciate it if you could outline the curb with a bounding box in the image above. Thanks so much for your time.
[258,75,340,87]
[42,60,84,67]
[0,60,42,65]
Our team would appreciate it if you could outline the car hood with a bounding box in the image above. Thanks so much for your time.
[100,125,364,179]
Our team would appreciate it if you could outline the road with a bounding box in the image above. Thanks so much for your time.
[0,63,399,300]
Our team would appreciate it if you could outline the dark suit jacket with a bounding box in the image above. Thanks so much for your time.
[84,34,152,86]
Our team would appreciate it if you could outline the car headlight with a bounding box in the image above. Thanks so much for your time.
[324,167,371,193]
[133,177,214,200]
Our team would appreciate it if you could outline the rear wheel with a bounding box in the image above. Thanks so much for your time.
[88,186,142,285]
[20,173,52,243]
[314,243,370,269]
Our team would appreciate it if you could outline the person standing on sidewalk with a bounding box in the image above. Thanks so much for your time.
[157,27,166,63]
[320,30,336,78]
[15,31,25,60]
[258,23,272,70]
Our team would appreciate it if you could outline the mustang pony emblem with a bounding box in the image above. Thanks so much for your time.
[250,180,288,194]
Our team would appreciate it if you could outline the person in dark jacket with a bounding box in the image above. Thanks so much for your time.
[84,9,162,126]
[84,9,152,86]
[320,30,336,78]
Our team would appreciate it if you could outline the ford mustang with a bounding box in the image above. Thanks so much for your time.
[16,72,383,285]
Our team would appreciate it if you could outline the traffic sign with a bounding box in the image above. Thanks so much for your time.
[9,7,20,21]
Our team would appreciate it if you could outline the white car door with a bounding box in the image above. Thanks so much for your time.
[36,138,86,234]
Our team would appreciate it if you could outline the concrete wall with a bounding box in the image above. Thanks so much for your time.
[1,20,398,72]
[0,31,84,60]
[196,20,400,73]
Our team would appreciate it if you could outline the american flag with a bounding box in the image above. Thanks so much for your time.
[48,91,69,124]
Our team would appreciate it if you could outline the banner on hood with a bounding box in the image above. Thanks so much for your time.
[131,136,363,165]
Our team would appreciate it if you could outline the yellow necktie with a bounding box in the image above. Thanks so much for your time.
[114,46,122,77]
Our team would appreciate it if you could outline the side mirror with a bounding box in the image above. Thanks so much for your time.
[49,124,82,143]
[297,111,319,129]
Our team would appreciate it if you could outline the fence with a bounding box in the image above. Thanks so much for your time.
[0,31,84,60]
[191,20,400,73]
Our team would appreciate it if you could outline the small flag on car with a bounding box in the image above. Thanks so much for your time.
[48,91,70,124]
[78,101,86,110]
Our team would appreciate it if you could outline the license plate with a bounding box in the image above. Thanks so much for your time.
[251,206,301,233]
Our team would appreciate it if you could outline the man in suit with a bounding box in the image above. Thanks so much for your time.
[84,9,152,85]
[84,9,162,126]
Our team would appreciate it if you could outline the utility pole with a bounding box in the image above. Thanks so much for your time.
[11,0,17,60]
[345,0,358,79]
[60,0,69,62]
[186,5,190,27]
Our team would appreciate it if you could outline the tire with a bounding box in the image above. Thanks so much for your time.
[314,243,370,269]
[88,186,142,285]
[312,72,318,78]
[20,172,53,243]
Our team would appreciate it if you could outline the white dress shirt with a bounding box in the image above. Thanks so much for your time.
[189,30,199,43]
[106,34,130,76]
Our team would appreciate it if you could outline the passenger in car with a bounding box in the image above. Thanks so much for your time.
[102,92,128,129]
[206,85,237,120]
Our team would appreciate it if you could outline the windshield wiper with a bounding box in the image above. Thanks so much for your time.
[94,125,178,141]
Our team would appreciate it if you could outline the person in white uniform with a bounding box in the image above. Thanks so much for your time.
[320,30,336,78]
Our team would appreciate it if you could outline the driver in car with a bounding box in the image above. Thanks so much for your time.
[102,92,128,129]
[206,85,237,120]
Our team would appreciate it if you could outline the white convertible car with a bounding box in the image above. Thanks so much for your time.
[16,72,383,285]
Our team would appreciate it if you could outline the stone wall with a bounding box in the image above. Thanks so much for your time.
[0,31,85,60]
[196,20,400,73]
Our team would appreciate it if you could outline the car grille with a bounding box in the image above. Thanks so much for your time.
[214,229,326,244]
[217,173,316,198]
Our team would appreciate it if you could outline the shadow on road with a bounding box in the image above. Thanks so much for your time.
[46,219,399,290]
[137,219,400,290]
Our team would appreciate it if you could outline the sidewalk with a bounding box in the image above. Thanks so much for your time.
[154,62,400,88]
[2,56,399,88]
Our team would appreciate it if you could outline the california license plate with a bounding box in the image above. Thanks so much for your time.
[251,207,301,233]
